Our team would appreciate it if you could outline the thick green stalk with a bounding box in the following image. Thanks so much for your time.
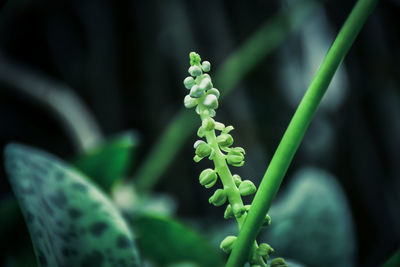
[132,0,318,193]
[226,0,379,266]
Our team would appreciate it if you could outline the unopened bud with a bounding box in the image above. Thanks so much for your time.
[257,243,274,257]
[220,235,236,253]
[209,189,227,207]
[199,169,218,187]
[222,125,234,133]
[193,155,203,162]
[270,257,287,267]
[214,121,225,131]
[230,147,245,155]
[232,203,246,218]
[197,126,205,138]
[232,174,242,187]
[202,117,215,131]
[226,154,244,167]
[183,76,195,89]
[199,77,213,91]
[201,61,211,72]
[207,88,220,99]
[189,52,201,66]
[195,105,202,115]
[190,85,204,98]
[184,95,197,109]
[263,214,271,226]
[238,180,256,196]
[188,65,202,76]
[224,204,234,219]
[203,94,218,109]
[216,134,233,147]
[195,143,212,158]
[209,109,216,117]
[193,140,205,149]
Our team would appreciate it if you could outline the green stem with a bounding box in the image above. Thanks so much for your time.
[200,111,266,266]
[200,112,245,227]
[226,0,379,266]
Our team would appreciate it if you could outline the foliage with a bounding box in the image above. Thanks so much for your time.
[4,143,140,266]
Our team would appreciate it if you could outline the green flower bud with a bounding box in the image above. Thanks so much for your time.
[226,154,244,167]
[195,104,202,115]
[244,204,251,212]
[201,61,211,72]
[199,169,217,187]
[216,133,233,147]
[197,126,205,137]
[199,77,213,91]
[220,235,236,253]
[209,189,227,206]
[203,94,218,109]
[202,73,211,80]
[224,204,234,219]
[193,155,203,162]
[183,76,195,89]
[238,180,256,196]
[207,88,220,98]
[230,146,245,155]
[214,121,225,131]
[205,178,217,188]
[190,85,204,98]
[257,243,274,258]
[270,257,287,267]
[232,203,246,218]
[189,52,201,66]
[232,174,242,187]
[209,109,216,117]
[222,125,234,133]
[202,117,215,131]
[195,142,212,158]
[193,140,205,149]
[188,65,202,76]
[183,95,198,109]
[263,214,271,226]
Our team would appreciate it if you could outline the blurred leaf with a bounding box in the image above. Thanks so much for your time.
[130,214,224,267]
[382,249,400,267]
[72,131,139,192]
[4,143,140,267]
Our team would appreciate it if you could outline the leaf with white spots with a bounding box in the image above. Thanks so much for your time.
[4,143,140,267]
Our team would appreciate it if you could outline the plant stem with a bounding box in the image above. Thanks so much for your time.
[200,111,266,266]
[226,0,379,266]
[132,0,318,193]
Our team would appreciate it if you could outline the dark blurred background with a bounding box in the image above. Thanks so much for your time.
[0,0,399,266]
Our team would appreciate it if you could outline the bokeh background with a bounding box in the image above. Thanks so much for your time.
[0,0,399,266]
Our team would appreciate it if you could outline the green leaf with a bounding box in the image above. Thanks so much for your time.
[130,214,224,267]
[4,143,140,267]
[382,249,400,267]
[72,131,139,192]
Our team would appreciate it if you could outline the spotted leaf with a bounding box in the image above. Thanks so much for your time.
[4,143,140,267]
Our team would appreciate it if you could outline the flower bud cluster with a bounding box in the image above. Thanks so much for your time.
[183,52,276,266]
[183,52,220,114]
